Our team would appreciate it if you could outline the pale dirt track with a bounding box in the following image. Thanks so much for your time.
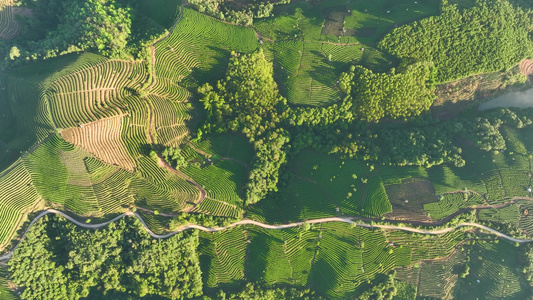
[1,209,531,262]
[520,59,533,78]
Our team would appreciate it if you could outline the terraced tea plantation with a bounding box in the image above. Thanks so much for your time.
[2,0,533,298]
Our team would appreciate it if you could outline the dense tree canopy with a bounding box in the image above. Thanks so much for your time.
[339,62,436,122]
[246,128,290,204]
[379,0,533,83]
[188,0,286,26]
[200,49,285,134]
[213,283,322,300]
[9,0,133,62]
[199,49,290,204]
[8,215,203,300]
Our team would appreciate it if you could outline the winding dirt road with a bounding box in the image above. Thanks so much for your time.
[1,209,531,262]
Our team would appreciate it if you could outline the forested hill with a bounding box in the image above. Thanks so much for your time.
[379,0,533,83]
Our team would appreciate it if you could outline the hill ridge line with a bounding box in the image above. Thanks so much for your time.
[1,209,531,262]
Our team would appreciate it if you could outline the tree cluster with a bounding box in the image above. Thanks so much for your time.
[159,146,188,168]
[353,271,398,300]
[211,282,322,300]
[169,212,240,229]
[188,0,288,26]
[2,0,174,65]
[8,215,203,300]
[5,0,133,64]
[379,0,533,83]
[246,128,290,204]
[522,244,533,288]
[339,62,437,122]
[199,50,290,205]
[198,50,533,205]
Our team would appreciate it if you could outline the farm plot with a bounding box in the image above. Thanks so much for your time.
[424,192,486,220]
[250,149,396,222]
[47,59,147,129]
[182,160,246,206]
[429,164,487,195]
[120,95,150,160]
[92,169,135,214]
[136,210,172,234]
[61,114,136,171]
[321,7,350,38]
[288,149,370,218]
[1,69,55,169]
[478,204,521,227]
[23,135,70,206]
[273,41,343,106]
[150,94,192,147]
[500,169,530,198]
[255,2,323,42]
[394,267,420,288]
[24,134,124,215]
[198,227,247,288]
[320,44,397,74]
[518,201,533,237]
[0,268,16,300]
[272,40,303,103]
[338,0,439,45]
[454,241,529,299]
[293,42,340,106]
[349,0,440,35]
[385,230,464,264]
[501,126,530,169]
[309,222,396,299]
[308,223,364,299]
[483,170,506,204]
[245,226,293,285]
[340,10,391,44]
[0,163,42,250]
[84,156,118,183]
[138,0,181,28]
[417,250,466,299]
[59,148,99,214]
[190,133,253,163]
[279,227,320,286]
[361,176,392,217]
[153,7,258,95]
[321,44,364,70]
[135,156,198,212]
[384,178,436,221]
[518,126,533,153]
[0,0,23,39]
[193,197,243,218]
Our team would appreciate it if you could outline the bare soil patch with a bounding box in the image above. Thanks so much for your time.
[520,59,533,79]
[321,9,349,37]
[61,115,136,171]
[384,178,436,222]
[346,27,377,38]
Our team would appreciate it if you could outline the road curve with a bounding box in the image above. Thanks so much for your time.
[1,209,532,262]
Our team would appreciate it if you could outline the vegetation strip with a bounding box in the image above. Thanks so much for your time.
[1,208,532,262]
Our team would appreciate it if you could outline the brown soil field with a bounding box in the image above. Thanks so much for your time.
[321,10,349,37]
[520,59,533,79]
[384,178,436,222]
[61,115,136,171]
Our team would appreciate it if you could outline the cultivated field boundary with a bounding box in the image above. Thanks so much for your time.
[1,208,531,262]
